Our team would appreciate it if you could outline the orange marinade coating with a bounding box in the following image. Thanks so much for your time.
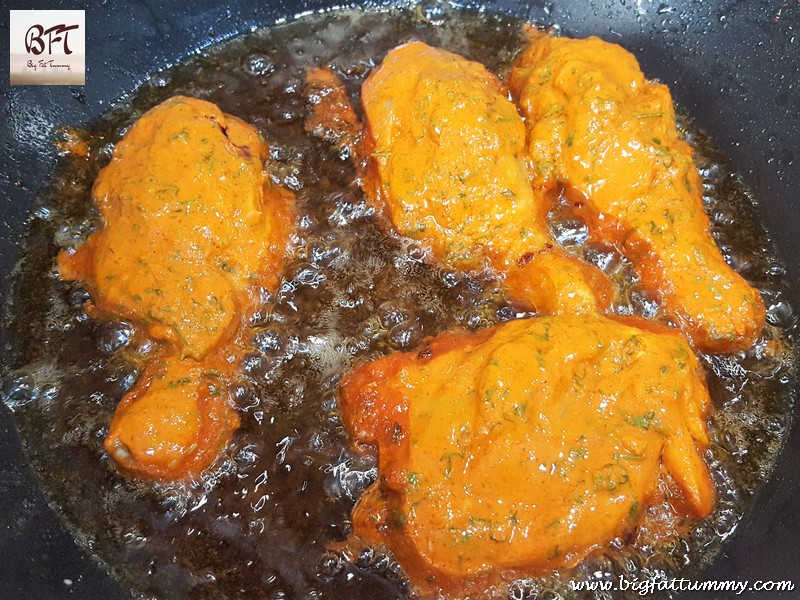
[507,34,765,352]
[361,41,608,315]
[59,96,291,359]
[104,354,239,480]
[340,315,713,590]
[58,96,294,480]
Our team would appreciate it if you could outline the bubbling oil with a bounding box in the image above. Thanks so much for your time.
[2,5,797,600]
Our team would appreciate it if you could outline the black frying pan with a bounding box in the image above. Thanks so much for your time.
[1,1,798,598]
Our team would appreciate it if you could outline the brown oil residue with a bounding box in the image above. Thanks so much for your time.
[2,6,797,600]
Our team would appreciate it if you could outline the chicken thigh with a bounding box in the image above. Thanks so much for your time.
[341,315,713,589]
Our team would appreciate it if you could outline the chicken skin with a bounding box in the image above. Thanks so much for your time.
[341,315,713,589]
[507,34,764,352]
[59,96,294,480]
[360,41,609,315]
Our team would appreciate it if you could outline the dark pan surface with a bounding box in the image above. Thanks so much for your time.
[1,1,798,599]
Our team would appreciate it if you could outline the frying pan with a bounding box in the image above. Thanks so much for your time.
[0,1,798,598]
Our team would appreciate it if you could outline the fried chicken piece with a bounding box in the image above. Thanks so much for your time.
[341,315,713,590]
[360,41,609,315]
[58,96,294,480]
[507,34,765,352]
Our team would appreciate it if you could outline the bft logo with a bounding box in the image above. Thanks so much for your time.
[25,23,81,56]
[9,10,85,85]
